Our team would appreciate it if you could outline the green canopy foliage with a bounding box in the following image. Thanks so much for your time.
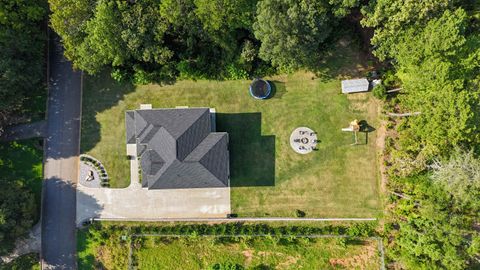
[0,180,36,251]
[387,152,480,269]
[361,0,454,60]
[50,0,259,82]
[253,0,332,71]
[389,9,480,170]
[0,0,46,126]
[431,148,480,211]
[50,0,360,81]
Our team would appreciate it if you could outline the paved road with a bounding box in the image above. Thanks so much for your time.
[41,33,82,269]
[0,120,47,141]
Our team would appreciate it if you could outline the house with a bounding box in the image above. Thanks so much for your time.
[125,107,230,190]
[341,78,369,94]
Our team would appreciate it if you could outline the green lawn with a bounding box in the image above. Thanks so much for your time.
[81,39,381,218]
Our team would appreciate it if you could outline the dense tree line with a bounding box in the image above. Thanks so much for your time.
[363,0,480,268]
[0,0,47,133]
[0,0,46,253]
[49,0,361,83]
[386,150,480,269]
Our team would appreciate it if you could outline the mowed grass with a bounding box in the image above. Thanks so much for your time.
[80,39,381,217]
[134,237,379,269]
[81,71,380,217]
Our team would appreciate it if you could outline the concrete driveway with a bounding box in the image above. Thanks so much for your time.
[76,179,230,225]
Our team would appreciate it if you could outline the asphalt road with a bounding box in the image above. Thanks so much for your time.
[41,34,82,269]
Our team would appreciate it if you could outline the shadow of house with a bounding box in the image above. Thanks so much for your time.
[216,113,275,187]
[80,72,136,153]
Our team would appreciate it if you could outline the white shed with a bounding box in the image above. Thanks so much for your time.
[341,78,369,94]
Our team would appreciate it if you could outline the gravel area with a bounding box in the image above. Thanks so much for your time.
[79,162,101,188]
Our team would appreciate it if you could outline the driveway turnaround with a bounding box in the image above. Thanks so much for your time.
[41,34,82,269]
[76,180,231,225]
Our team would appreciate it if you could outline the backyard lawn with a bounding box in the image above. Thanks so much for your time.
[80,40,381,218]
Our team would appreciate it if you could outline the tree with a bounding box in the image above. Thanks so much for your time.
[431,148,480,211]
[253,0,332,70]
[0,0,46,132]
[328,0,360,17]
[372,84,386,100]
[361,0,453,60]
[50,0,254,82]
[0,180,37,251]
[387,173,479,269]
[384,8,480,173]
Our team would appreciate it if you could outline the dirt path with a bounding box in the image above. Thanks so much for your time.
[376,120,388,193]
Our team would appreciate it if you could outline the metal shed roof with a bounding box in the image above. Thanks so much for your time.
[341,78,369,94]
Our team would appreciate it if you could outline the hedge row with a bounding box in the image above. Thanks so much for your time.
[89,222,377,239]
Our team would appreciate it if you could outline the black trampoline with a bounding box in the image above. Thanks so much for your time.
[249,78,271,99]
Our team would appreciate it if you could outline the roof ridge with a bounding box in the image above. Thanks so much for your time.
[198,163,229,187]
[199,134,228,183]
[183,132,227,162]
[176,108,210,139]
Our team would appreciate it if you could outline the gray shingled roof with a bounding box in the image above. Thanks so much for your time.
[125,108,229,189]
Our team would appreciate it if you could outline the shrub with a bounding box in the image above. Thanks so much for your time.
[208,262,244,270]
[372,84,387,100]
[295,209,306,217]
[225,64,248,80]
[382,70,399,88]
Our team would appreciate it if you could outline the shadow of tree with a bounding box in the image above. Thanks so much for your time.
[80,72,135,153]
[216,113,275,187]
[307,26,380,82]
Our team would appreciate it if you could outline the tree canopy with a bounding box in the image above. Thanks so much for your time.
[389,8,480,173]
[253,0,332,71]
[0,0,46,130]
[50,0,260,82]
[49,0,362,81]
[388,151,480,269]
[361,0,454,60]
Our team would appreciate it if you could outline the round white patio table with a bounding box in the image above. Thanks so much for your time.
[289,127,318,154]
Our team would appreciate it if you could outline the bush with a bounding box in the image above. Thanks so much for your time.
[372,84,387,100]
[382,70,399,88]
[208,262,244,270]
[225,64,248,80]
